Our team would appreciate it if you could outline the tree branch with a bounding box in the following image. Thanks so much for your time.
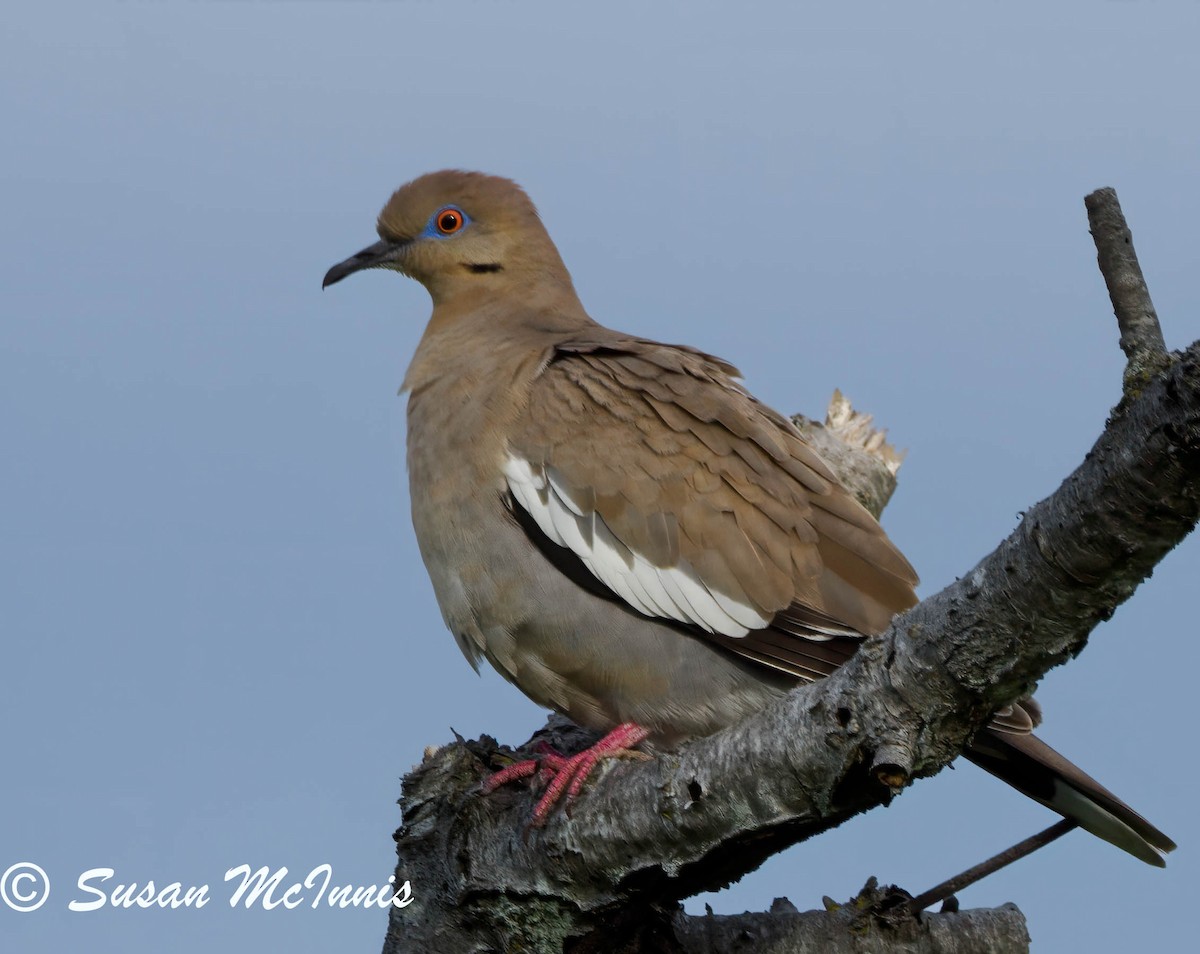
[792,389,906,521]
[672,888,1029,954]
[380,190,1197,952]
[1085,186,1171,394]
[906,820,1077,915]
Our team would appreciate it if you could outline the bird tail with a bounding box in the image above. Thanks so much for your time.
[964,728,1176,867]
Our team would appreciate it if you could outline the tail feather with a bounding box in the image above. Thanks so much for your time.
[965,728,1176,867]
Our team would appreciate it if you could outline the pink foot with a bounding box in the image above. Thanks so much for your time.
[482,722,651,825]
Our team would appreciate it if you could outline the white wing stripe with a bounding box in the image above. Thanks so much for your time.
[505,452,771,638]
[710,582,777,630]
[547,467,586,517]
[628,552,689,621]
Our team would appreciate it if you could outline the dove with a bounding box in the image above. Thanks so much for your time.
[324,170,1173,862]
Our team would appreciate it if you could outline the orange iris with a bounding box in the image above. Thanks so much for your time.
[436,209,464,234]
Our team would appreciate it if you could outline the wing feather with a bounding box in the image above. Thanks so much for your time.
[505,333,918,643]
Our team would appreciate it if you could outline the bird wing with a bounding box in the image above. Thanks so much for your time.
[504,333,919,656]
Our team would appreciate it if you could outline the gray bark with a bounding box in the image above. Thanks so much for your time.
[378,189,1195,953]
[672,891,1028,954]
[1085,186,1171,393]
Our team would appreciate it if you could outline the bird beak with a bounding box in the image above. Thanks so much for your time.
[322,239,409,289]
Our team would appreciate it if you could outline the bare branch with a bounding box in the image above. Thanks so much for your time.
[792,389,905,520]
[907,820,1078,914]
[672,889,1029,954]
[1085,187,1170,393]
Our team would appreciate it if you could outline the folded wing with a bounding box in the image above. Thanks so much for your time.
[505,333,919,648]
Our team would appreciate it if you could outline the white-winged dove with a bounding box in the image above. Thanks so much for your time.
[324,170,1174,862]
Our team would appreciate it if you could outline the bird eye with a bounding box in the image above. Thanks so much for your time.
[435,208,464,235]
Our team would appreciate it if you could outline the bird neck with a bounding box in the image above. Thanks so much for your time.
[402,279,596,396]
[422,252,591,328]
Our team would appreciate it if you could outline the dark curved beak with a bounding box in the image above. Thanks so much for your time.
[322,239,409,289]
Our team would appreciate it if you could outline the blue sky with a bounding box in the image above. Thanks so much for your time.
[2,2,1198,951]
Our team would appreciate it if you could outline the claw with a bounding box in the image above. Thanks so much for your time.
[481,722,651,825]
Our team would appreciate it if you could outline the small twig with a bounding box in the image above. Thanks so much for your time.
[1084,187,1170,392]
[907,820,1079,914]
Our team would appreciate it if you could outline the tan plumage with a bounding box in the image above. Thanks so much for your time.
[324,169,1174,865]
[512,336,918,638]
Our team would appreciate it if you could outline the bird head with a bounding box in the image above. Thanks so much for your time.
[323,170,572,306]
